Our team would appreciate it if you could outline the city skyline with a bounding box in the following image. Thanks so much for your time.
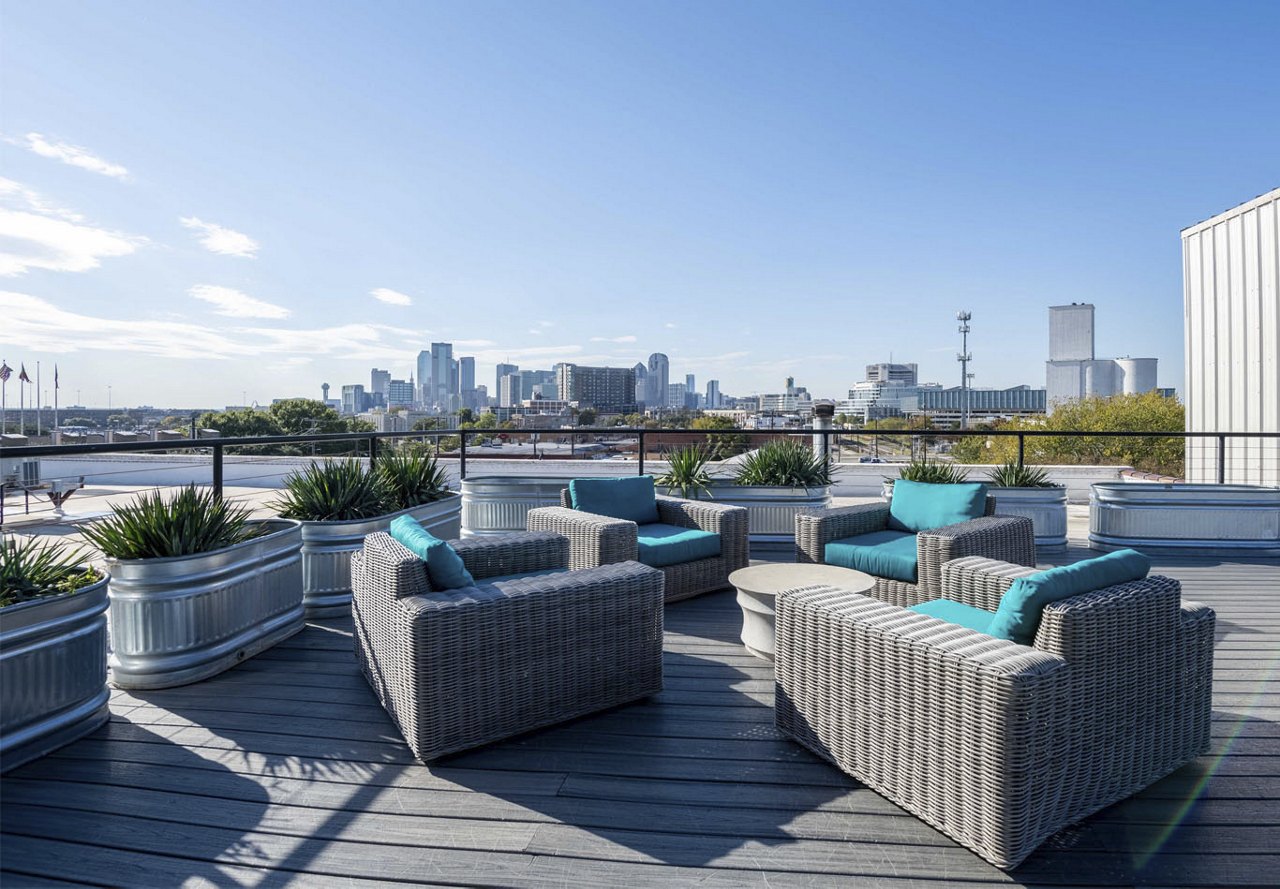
[3,2,1278,406]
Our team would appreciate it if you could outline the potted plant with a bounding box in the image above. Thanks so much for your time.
[1,536,110,772]
[656,445,715,499]
[882,458,971,499]
[274,452,461,618]
[985,461,1068,550]
[81,485,304,690]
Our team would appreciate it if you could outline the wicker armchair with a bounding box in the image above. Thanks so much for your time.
[352,531,665,762]
[774,555,1215,870]
[794,497,1035,605]
[525,491,748,603]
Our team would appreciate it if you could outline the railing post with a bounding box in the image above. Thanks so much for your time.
[1217,434,1226,485]
[368,435,378,466]
[212,443,224,501]
[1017,433,1025,468]
[459,431,467,480]
[638,429,645,476]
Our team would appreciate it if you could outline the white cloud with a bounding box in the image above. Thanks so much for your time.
[0,178,145,276]
[528,328,544,335]
[179,217,259,258]
[453,339,496,348]
[665,322,678,329]
[590,335,637,343]
[536,320,553,328]
[370,287,412,306]
[22,133,129,179]
[189,284,290,319]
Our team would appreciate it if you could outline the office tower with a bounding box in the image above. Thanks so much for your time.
[499,373,522,408]
[633,362,648,407]
[1045,304,1157,410]
[387,378,416,407]
[495,363,518,399]
[556,364,637,413]
[667,382,686,407]
[416,350,431,405]
[425,342,454,412]
[370,368,391,400]
[706,380,720,408]
[340,384,366,415]
[459,357,475,392]
[646,353,669,408]
[865,363,919,386]
[685,373,695,394]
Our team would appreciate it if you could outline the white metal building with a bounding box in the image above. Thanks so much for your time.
[1182,187,1280,486]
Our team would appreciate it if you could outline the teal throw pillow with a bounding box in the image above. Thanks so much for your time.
[987,548,1151,644]
[887,479,988,533]
[569,475,661,525]
[388,515,475,590]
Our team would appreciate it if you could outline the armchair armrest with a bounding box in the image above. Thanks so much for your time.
[940,555,1040,611]
[656,497,749,569]
[352,532,433,601]
[916,515,1035,598]
[794,502,890,563]
[526,506,637,569]
[450,531,569,580]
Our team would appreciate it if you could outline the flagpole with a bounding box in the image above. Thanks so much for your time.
[19,372,25,437]
[54,364,59,434]
[1,358,7,435]
[36,361,42,437]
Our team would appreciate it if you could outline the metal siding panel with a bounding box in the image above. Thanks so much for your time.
[1263,199,1280,487]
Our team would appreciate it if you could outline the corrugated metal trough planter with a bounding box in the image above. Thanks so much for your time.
[106,519,305,690]
[299,493,462,618]
[1,577,110,773]
[1090,482,1280,556]
[989,487,1068,551]
[696,483,832,551]
[461,476,572,537]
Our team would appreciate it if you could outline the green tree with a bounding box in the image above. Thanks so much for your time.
[198,407,282,438]
[268,398,347,435]
[456,408,474,425]
[412,418,442,432]
[577,408,597,427]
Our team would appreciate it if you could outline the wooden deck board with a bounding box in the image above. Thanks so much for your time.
[2,547,1278,887]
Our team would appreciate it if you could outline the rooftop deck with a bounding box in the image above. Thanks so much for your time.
[2,546,1277,887]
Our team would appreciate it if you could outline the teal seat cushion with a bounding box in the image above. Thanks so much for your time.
[569,475,661,525]
[988,548,1151,644]
[887,479,988,533]
[388,515,476,590]
[909,599,997,634]
[824,530,918,583]
[636,522,721,568]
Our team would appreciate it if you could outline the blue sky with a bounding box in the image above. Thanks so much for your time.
[2,0,1277,409]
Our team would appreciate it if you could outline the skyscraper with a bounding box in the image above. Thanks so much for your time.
[370,368,391,399]
[556,364,637,413]
[706,379,721,409]
[428,342,454,412]
[495,363,518,401]
[416,350,431,406]
[459,357,475,393]
[633,362,648,407]
[646,353,669,408]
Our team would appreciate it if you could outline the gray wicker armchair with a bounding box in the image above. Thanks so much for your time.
[774,555,1215,870]
[526,491,748,603]
[352,531,664,762]
[794,497,1035,605]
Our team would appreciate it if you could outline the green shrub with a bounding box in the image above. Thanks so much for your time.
[0,535,101,608]
[274,460,394,522]
[376,450,450,509]
[733,439,831,487]
[894,459,971,485]
[984,461,1059,488]
[81,485,260,560]
[658,445,715,499]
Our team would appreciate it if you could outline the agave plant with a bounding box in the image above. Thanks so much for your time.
[0,535,101,608]
[733,439,831,488]
[893,459,971,485]
[985,461,1060,488]
[376,450,450,509]
[657,445,715,499]
[81,485,260,560]
[274,459,394,522]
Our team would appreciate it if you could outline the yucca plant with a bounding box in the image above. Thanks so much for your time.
[733,439,831,488]
[985,461,1060,488]
[273,459,394,522]
[658,445,715,499]
[0,535,101,608]
[376,450,451,509]
[893,459,971,485]
[81,485,260,560]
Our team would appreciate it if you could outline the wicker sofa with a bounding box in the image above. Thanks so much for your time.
[526,491,748,603]
[795,497,1036,604]
[352,530,665,762]
[774,555,1216,870]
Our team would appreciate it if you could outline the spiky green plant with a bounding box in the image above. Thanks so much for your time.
[733,439,831,488]
[985,461,1060,488]
[376,450,450,509]
[893,459,971,485]
[0,535,102,608]
[658,445,715,499]
[273,459,394,522]
[80,485,260,561]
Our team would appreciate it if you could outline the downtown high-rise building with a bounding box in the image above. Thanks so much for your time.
[425,342,456,412]
[459,357,475,393]
[865,363,918,386]
[646,353,669,408]
[370,368,391,400]
[706,379,721,409]
[556,364,637,413]
[495,363,518,404]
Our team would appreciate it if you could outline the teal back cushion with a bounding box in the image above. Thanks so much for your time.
[569,475,661,525]
[388,515,475,591]
[888,479,988,533]
[988,548,1151,644]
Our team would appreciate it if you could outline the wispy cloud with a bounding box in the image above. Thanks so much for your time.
[0,178,145,276]
[454,339,496,348]
[590,335,637,343]
[370,287,412,306]
[189,284,290,319]
[528,328,544,335]
[536,320,553,328]
[180,217,259,258]
[20,133,129,179]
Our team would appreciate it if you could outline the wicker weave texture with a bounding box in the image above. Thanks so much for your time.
[353,532,664,762]
[773,566,1215,870]
[524,492,748,603]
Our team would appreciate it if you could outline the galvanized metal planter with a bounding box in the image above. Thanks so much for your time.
[1090,482,1280,555]
[699,484,833,551]
[1,577,110,773]
[107,519,305,689]
[299,494,462,618]
[461,476,573,537]
[989,487,1068,551]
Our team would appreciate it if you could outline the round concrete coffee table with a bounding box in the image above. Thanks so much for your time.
[729,564,876,661]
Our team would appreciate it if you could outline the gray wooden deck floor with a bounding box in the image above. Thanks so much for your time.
[2,548,1277,887]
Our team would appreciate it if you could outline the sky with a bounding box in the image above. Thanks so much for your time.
[2,0,1277,410]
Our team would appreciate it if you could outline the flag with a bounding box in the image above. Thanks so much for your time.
[0,362,10,382]
[18,364,30,383]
